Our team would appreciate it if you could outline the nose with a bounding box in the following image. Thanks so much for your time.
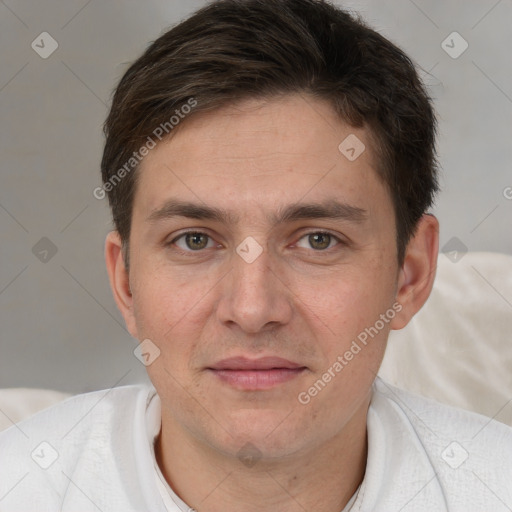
[216,242,293,334]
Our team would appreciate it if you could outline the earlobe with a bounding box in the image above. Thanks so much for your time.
[104,231,138,338]
[390,214,439,330]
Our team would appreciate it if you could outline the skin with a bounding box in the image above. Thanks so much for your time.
[105,94,439,512]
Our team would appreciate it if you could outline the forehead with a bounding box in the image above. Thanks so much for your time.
[132,94,392,227]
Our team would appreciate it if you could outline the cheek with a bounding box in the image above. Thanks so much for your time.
[132,278,204,393]
[296,267,391,333]
[131,270,200,342]
[293,257,397,379]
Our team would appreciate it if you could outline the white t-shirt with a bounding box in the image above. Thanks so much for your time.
[0,377,511,511]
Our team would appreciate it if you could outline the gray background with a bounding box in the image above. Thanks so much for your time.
[1,0,511,393]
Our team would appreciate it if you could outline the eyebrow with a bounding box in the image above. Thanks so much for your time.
[145,198,368,225]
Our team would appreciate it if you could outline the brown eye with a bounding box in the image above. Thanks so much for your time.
[186,233,209,250]
[309,233,331,250]
[296,232,341,251]
[172,232,213,251]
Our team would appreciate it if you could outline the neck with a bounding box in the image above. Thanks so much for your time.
[155,395,370,512]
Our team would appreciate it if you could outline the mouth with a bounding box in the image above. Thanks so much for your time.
[207,356,307,390]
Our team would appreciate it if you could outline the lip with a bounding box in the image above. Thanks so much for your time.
[209,356,304,371]
[207,357,307,390]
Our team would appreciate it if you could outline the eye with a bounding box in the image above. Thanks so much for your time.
[171,231,215,251]
[295,231,342,251]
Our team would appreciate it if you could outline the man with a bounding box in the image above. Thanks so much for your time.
[1,0,511,510]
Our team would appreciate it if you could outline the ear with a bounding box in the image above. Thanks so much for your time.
[390,214,439,330]
[105,231,138,339]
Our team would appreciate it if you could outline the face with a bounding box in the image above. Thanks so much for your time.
[110,94,408,459]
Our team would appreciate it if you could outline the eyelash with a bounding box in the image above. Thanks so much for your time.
[166,230,345,255]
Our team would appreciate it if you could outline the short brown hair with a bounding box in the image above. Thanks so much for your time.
[101,0,439,269]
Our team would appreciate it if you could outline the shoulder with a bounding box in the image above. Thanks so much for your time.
[0,383,155,444]
[372,377,512,447]
[370,377,512,507]
[0,384,157,508]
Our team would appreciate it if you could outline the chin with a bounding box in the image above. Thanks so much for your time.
[208,410,309,459]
